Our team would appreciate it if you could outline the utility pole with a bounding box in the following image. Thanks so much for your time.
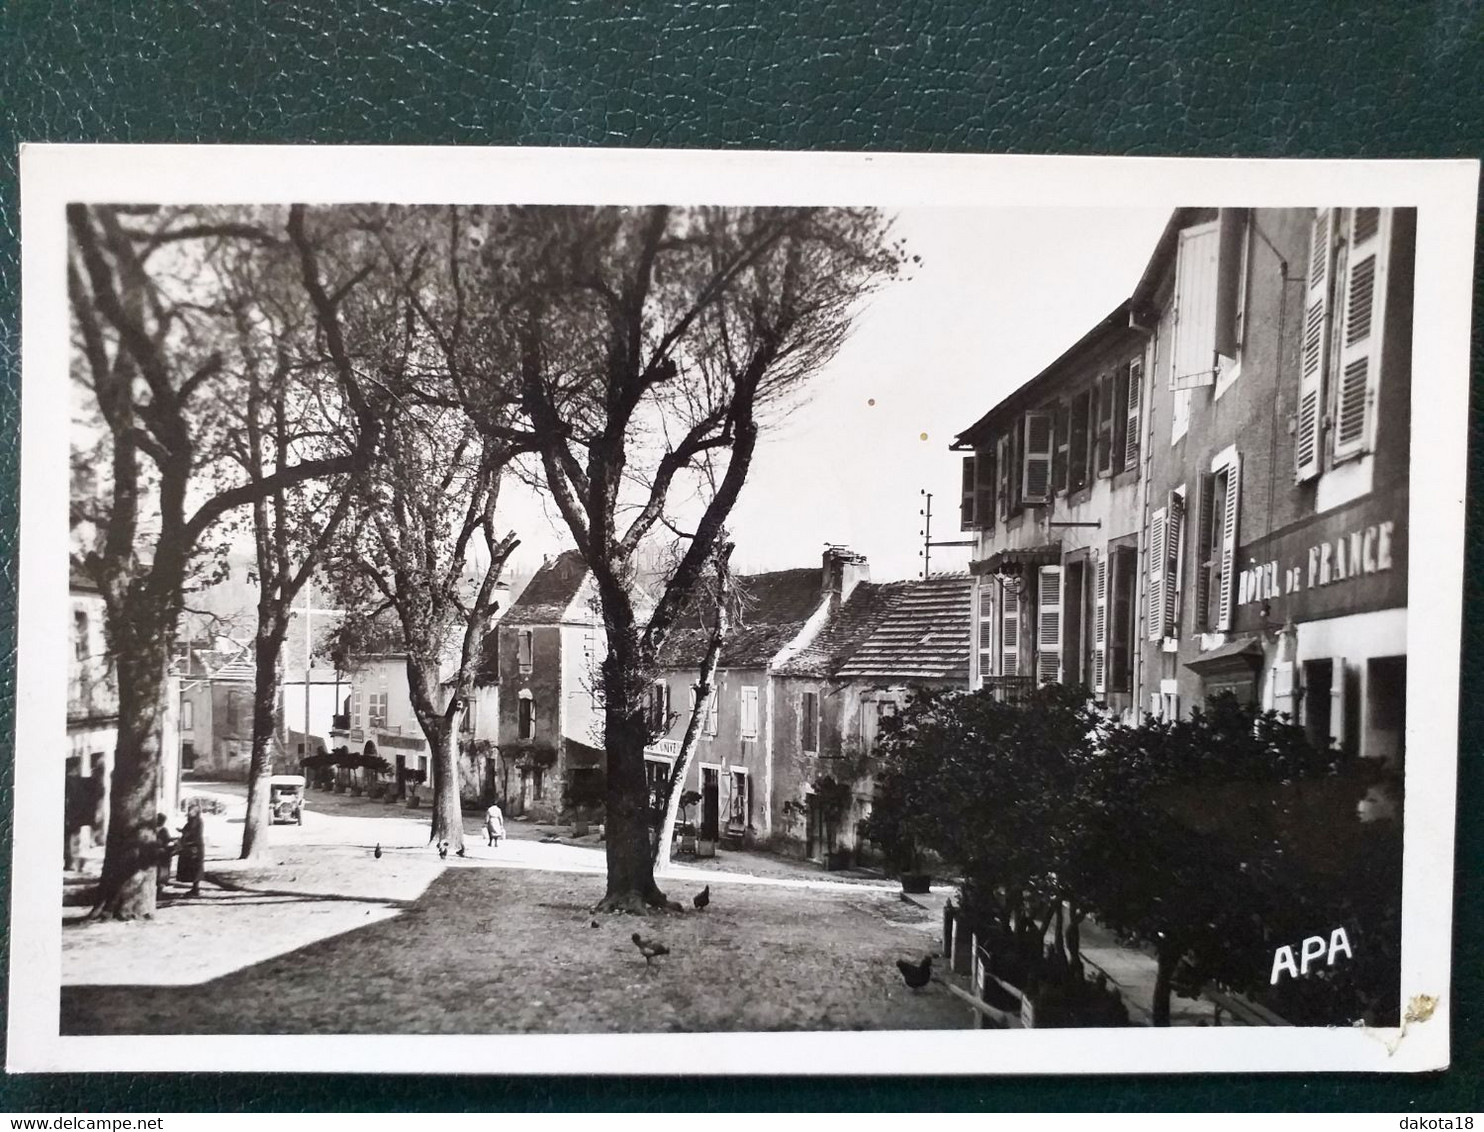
[919,490,975,578]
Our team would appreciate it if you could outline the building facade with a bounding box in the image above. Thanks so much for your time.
[953,301,1147,717]
[67,576,117,866]
[950,206,1414,787]
[652,549,972,863]
[494,550,605,820]
[1136,207,1413,769]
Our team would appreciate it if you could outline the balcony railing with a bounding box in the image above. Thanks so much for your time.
[981,675,1038,704]
[330,713,350,731]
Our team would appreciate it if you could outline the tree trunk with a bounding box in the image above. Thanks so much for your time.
[597,629,669,912]
[92,656,167,919]
[241,617,289,860]
[406,656,463,853]
[430,709,464,851]
[1152,940,1177,1027]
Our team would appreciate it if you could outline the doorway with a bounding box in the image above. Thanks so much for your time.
[700,766,720,840]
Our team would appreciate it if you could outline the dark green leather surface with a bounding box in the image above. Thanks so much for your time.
[1,0,1480,1112]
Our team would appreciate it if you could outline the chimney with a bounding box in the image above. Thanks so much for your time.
[822,546,869,609]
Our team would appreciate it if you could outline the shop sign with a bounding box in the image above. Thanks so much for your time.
[1231,492,1407,631]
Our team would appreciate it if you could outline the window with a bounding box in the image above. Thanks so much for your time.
[1169,220,1221,390]
[1052,402,1071,494]
[517,630,533,672]
[995,433,1016,519]
[181,741,196,769]
[801,691,818,753]
[1107,547,1137,693]
[1147,492,1185,641]
[1068,389,1092,492]
[862,700,895,753]
[740,686,759,740]
[181,699,194,732]
[960,451,997,531]
[729,770,751,829]
[1195,455,1242,632]
[647,681,671,735]
[1095,375,1117,476]
[460,698,476,734]
[1036,565,1062,684]
[517,692,535,740]
[73,610,89,661]
[368,691,388,730]
[644,756,672,814]
[1215,208,1252,364]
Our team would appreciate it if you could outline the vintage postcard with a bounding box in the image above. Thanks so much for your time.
[9,146,1476,1074]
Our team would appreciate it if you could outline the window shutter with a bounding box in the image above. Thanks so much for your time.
[1022,412,1053,503]
[1295,208,1335,482]
[975,448,996,529]
[960,456,976,531]
[1214,208,1249,359]
[707,688,718,736]
[1272,661,1295,720]
[1194,472,1216,631]
[1093,553,1108,694]
[1163,493,1184,638]
[1216,455,1242,631]
[1169,222,1222,390]
[1036,565,1062,684]
[996,435,1012,520]
[1052,402,1070,493]
[977,589,995,688]
[1329,657,1349,752]
[1147,506,1167,642]
[1124,356,1142,472]
[1333,208,1387,461]
[1001,591,1020,677]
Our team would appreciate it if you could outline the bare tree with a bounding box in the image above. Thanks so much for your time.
[68,204,389,917]
[487,205,908,911]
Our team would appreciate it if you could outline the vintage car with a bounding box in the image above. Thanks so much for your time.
[269,774,306,825]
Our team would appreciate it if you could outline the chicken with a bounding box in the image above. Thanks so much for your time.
[373,843,382,860]
[631,931,671,966]
[896,955,933,990]
[692,884,711,912]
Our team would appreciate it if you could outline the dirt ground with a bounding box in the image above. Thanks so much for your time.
[61,860,968,1035]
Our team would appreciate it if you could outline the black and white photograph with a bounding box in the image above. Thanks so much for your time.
[10,147,1475,1074]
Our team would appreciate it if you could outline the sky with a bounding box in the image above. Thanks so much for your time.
[496,205,1172,584]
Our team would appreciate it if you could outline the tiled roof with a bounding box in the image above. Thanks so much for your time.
[502,550,590,626]
[661,567,824,669]
[834,573,973,682]
[774,581,913,677]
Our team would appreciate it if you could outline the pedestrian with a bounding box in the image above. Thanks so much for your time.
[153,813,176,898]
[485,800,506,847]
[177,800,205,897]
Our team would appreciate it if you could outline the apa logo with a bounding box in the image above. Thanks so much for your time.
[1270,928,1353,984]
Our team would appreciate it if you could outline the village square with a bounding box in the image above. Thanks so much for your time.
[62,200,1410,1035]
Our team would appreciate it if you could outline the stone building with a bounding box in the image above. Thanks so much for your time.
[949,205,1414,786]
[653,548,971,863]
[493,550,605,820]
